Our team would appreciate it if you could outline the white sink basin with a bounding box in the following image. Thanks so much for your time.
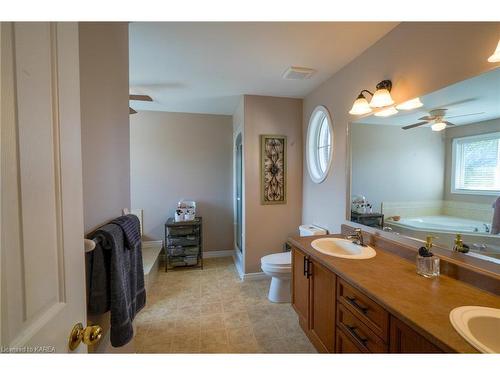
[450,306,500,353]
[311,238,376,259]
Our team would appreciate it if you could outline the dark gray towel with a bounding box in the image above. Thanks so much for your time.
[86,217,146,347]
[111,214,142,249]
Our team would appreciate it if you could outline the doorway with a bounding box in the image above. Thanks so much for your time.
[235,133,243,252]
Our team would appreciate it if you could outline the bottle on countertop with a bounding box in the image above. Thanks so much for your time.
[416,235,440,278]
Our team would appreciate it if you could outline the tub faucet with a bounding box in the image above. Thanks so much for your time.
[346,228,366,247]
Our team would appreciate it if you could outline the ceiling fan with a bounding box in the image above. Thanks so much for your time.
[402,108,485,131]
[129,94,153,114]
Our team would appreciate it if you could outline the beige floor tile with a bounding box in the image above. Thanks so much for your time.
[169,333,200,353]
[251,320,282,342]
[201,301,223,315]
[136,256,313,353]
[200,328,228,347]
[200,313,226,332]
[226,325,256,345]
[223,310,252,329]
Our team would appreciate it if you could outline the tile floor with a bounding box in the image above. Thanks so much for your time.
[134,256,316,353]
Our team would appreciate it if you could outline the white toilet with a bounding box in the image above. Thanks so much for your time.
[260,224,327,303]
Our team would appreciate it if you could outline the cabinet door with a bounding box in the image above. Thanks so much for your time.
[336,329,366,353]
[390,317,443,353]
[291,247,310,328]
[309,259,336,353]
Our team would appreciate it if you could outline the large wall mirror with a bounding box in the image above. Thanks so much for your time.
[349,68,500,264]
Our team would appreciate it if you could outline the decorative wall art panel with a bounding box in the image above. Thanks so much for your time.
[260,135,287,205]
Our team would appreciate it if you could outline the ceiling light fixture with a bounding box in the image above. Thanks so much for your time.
[431,122,447,132]
[396,97,424,110]
[349,80,395,116]
[488,39,500,63]
[374,106,398,117]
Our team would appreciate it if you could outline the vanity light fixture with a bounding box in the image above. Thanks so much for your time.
[488,39,500,63]
[374,106,398,117]
[369,80,394,108]
[349,80,395,116]
[431,122,447,132]
[396,97,424,110]
[348,91,373,115]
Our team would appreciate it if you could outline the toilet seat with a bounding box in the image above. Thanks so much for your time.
[261,252,291,273]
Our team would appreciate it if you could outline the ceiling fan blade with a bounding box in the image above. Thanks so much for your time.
[129,94,153,102]
[418,116,434,121]
[446,112,485,119]
[129,107,137,114]
[402,121,428,130]
[444,121,456,126]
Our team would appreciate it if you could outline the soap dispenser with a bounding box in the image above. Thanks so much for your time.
[416,236,440,278]
[453,234,470,253]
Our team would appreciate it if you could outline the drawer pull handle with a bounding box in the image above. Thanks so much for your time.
[346,325,368,346]
[346,296,369,314]
[307,259,313,278]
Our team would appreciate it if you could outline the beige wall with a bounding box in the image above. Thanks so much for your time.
[79,22,130,232]
[351,123,445,211]
[303,22,500,233]
[444,117,500,204]
[244,95,303,273]
[130,111,234,252]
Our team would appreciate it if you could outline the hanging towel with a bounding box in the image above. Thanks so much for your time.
[86,215,146,347]
[491,196,500,235]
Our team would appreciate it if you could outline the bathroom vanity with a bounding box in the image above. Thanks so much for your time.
[287,227,500,353]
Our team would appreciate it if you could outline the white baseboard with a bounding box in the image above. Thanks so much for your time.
[241,272,270,281]
[142,240,163,249]
[203,250,235,258]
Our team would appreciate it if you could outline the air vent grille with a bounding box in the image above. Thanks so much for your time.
[282,66,316,80]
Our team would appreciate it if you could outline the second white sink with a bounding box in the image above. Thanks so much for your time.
[450,306,500,353]
[311,238,376,259]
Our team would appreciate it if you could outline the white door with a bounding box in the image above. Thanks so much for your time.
[1,22,88,353]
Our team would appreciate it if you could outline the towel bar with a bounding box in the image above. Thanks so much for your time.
[84,237,102,252]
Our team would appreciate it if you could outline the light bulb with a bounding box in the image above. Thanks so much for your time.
[431,122,447,131]
[374,106,398,117]
[396,98,423,110]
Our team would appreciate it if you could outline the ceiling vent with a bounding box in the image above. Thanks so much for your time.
[282,66,316,80]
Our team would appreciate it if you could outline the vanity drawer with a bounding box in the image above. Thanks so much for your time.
[337,278,389,341]
[335,329,366,353]
[337,303,388,353]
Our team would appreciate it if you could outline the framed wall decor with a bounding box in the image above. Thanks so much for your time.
[260,134,287,205]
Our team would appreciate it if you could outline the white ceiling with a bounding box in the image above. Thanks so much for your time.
[357,68,500,128]
[129,22,398,115]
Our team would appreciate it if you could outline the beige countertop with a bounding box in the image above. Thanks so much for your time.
[287,234,500,353]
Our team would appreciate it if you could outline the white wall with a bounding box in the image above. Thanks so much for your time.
[79,22,131,232]
[130,111,234,252]
[302,22,500,233]
[351,123,445,212]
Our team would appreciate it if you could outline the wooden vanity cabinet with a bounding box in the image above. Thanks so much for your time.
[290,245,447,354]
[390,317,443,353]
[291,247,310,329]
[291,247,336,353]
[308,259,336,353]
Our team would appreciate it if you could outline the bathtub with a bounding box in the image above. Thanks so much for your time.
[386,215,491,234]
[385,215,500,262]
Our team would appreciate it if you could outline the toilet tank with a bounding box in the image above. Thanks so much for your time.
[299,224,327,237]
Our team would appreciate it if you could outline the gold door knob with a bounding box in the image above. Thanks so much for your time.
[68,322,103,351]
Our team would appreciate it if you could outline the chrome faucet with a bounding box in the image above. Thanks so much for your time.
[346,228,366,247]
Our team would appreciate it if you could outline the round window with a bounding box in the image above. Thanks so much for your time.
[306,106,333,183]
